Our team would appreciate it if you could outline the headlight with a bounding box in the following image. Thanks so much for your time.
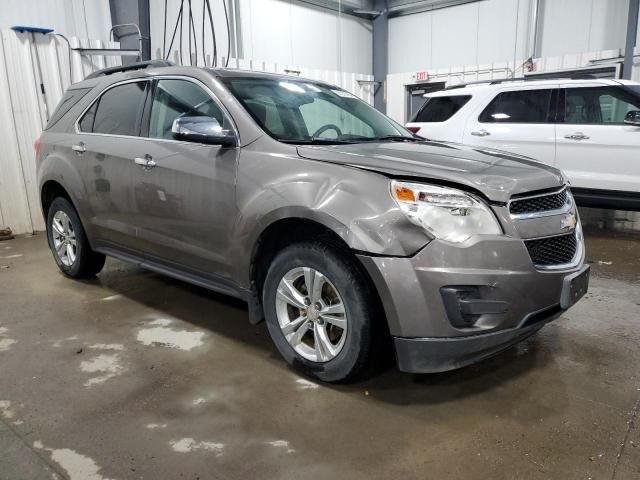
[391,181,502,243]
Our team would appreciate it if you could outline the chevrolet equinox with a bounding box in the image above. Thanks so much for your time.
[36,62,590,382]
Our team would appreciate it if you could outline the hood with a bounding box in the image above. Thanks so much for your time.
[296,140,564,203]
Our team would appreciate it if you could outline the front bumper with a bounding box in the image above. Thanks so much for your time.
[357,234,587,373]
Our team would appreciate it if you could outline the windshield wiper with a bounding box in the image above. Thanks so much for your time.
[279,138,355,145]
[373,135,423,142]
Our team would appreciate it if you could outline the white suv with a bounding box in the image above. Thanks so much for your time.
[406,78,640,210]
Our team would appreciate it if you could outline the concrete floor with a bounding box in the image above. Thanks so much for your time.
[0,230,639,480]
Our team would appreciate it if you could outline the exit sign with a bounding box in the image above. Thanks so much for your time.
[415,71,429,81]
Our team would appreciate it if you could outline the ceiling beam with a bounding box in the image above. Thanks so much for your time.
[387,0,483,18]
[293,0,378,19]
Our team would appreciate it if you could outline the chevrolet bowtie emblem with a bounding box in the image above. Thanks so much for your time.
[560,213,577,231]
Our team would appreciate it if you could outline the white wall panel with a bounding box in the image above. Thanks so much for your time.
[388,0,534,74]
[538,0,629,58]
[388,12,429,74]
[0,0,111,40]
[0,30,120,234]
[150,0,372,74]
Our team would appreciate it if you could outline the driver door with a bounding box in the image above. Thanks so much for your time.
[133,77,239,281]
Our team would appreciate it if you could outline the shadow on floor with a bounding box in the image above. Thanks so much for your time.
[80,258,556,407]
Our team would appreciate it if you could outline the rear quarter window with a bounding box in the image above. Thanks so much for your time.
[45,87,92,130]
[413,95,471,122]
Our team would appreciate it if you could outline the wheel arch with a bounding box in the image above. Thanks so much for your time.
[245,215,385,331]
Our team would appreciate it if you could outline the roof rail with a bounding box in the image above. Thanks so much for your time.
[85,60,175,80]
[444,74,599,90]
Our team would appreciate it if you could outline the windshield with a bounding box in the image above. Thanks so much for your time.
[220,76,415,144]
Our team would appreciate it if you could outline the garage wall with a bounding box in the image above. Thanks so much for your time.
[149,0,373,74]
[0,0,112,40]
[388,0,640,75]
[537,0,632,58]
[0,31,120,234]
[388,0,533,74]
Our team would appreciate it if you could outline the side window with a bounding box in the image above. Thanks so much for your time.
[413,96,471,122]
[479,89,553,123]
[80,82,147,135]
[563,87,640,124]
[299,97,374,138]
[78,102,97,132]
[148,79,229,140]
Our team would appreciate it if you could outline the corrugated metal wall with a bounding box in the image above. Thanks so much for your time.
[0,30,120,234]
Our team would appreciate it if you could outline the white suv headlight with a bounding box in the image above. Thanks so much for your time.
[391,181,502,243]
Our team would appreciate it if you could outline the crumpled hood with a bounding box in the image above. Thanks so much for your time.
[296,140,564,203]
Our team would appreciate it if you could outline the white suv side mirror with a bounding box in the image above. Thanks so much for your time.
[623,110,640,126]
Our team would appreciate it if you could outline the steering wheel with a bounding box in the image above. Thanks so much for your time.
[311,124,343,139]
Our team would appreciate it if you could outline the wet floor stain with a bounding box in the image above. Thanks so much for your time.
[79,345,126,388]
[169,438,224,456]
[136,318,206,351]
[0,326,17,352]
[0,400,15,419]
[33,441,116,480]
[266,440,296,453]
[295,378,319,390]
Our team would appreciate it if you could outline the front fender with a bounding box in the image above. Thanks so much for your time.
[232,148,431,287]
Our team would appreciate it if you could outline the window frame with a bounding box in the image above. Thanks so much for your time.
[478,87,559,125]
[558,86,640,126]
[75,75,239,145]
[75,79,150,137]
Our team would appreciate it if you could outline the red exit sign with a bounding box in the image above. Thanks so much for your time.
[415,71,429,81]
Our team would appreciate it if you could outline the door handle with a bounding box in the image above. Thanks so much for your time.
[471,129,490,137]
[134,156,156,170]
[564,132,590,141]
[71,143,86,154]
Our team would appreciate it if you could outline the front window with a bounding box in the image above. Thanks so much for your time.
[148,79,231,139]
[220,77,413,144]
[563,86,640,125]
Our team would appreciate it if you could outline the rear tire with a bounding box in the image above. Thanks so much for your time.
[263,241,378,382]
[46,197,105,278]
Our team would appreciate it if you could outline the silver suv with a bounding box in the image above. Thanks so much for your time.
[36,62,590,382]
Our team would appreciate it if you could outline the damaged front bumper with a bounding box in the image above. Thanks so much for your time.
[357,234,588,374]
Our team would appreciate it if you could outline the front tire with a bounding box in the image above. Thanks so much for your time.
[46,197,105,278]
[263,242,377,382]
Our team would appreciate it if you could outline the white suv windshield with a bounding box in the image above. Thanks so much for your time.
[221,77,414,144]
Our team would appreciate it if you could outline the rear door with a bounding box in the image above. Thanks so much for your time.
[76,80,150,252]
[555,84,640,193]
[132,77,239,281]
[462,86,558,165]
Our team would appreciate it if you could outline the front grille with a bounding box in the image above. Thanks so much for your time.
[509,189,568,216]
[524,232,577,267]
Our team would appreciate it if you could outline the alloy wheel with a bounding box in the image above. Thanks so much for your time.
[51,211,77,267]
[275,267,348,362]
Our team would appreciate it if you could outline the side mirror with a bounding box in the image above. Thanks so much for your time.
[171,116,236,146]
[624,110,640,126]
